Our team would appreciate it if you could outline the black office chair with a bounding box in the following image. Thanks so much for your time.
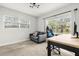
[46,26,61,55]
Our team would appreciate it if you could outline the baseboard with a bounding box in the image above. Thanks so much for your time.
[0,39,29,47]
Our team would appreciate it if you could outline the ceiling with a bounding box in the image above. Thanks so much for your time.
[0,3,70,17]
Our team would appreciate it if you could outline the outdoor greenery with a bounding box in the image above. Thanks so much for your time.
[48,18,70,34]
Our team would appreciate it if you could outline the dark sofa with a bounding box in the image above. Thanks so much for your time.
[29,31,46,43]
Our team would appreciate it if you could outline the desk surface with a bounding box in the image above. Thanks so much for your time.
[47,34,79,48]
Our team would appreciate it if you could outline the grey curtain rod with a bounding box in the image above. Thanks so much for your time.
[43,10,71,19]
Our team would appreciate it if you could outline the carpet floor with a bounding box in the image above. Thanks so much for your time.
[0,40,75,56]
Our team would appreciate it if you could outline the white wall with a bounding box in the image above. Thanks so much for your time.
[0,6,37,46]
[37,4,79,34]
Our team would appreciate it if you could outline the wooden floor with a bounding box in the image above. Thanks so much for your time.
[0,40,75,56]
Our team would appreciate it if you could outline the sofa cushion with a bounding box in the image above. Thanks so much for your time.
[33,32,38,37]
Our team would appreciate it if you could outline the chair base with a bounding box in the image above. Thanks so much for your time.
[46,45,61,55]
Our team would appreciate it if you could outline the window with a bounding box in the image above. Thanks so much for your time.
[46,12,71,34]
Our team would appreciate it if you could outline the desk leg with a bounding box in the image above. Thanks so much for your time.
[75,52,79,56]
[47,41,51,56]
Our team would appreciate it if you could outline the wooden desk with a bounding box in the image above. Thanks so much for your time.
[47,34,79,56]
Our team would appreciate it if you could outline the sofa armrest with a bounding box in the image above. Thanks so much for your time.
[38,34,46,42]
